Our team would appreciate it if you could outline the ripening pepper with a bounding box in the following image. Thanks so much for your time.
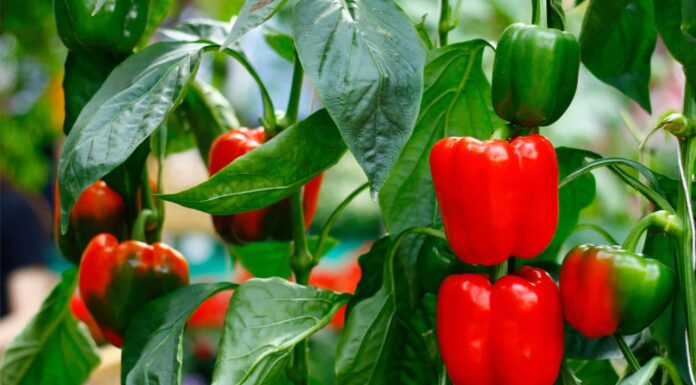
[79,233,190,347]
[54,180,127,264]
[491,23,580,127]
[208,127,323,244]
[560,244,675,338]
[438,267,564,385]
[54,0,149,54]
[430,134,558,265]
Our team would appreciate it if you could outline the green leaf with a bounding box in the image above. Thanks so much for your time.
[654,0,696,89]
[139,0,176,48]
[580,0,656,112]
[336,234,435,385]
[222,0,288,48]
[647,222,693,381]
[0,269,100,385]
[159,109,346,215]
[293,0,426,193]
[548,0,566,30]
[262,27,295,62]
[230,235,339,279]
[160,19,234,46]
[532,0,566,30]
[151,107,197,157]
[122,283,235,385]
[617,356,683,385]
[211,278,349,385]
[534,147,597,262]
[379,40,498,234]
[183,80,240,164]
[58,42,209,232]
[566,360,618,385]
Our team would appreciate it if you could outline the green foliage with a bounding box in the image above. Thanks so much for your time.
[57,42,208,232]
[230,236,339,279]
[161,19,234,46]
[222,0,288,48]
[580,0,656,112]
[378,40,498,234]
[122,283,235,385]
[293,0,425,193]
[263,27,295,62]
[212,278,349,385]
[0,269,100,385]
[160,109,345,214]
[654,0,696,90]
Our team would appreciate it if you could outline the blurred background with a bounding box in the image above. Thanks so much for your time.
[0,0,685,383]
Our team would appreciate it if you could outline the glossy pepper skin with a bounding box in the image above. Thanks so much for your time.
[491,23,580,127]
[560,244,675,338]
[79,233,189,347]
[54,0,149,54]
[54,180,127,264]
[430,134,558,265]
[437,267,564,385]
[208,127,323,244]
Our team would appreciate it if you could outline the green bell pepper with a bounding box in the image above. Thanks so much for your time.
[491,23,580,127]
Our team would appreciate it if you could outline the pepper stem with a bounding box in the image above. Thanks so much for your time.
[613,334,641,374]
[491,260,508,282]
[131,209,155,242]
[532,0,548,28]
[622,210,682,252]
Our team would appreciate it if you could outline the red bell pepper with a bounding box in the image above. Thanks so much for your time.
[560,244,675,338]
[437,267,564,385]
[208,127,323,244]
[79,233,190,347]
[54,180,127,264]
[430,134,558,265]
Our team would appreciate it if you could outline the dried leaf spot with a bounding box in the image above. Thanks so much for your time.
[251,0,273,12]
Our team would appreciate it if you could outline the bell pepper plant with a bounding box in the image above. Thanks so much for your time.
[4,0,696,383]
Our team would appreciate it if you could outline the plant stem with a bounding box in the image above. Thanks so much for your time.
[288,190,312,385]
[314,182,369,262]
[614,334,641,374]
[438,0,451,47]
[218,47,277,133]
[131,209,154,242]
[285,53,304,128]
[532,0,547,27]
[491,260,508,282]
[676,83,696,381]
[622,210,682,252]
[573,223,619,245]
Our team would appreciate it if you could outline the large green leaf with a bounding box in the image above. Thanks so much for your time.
[654,0,696,89]
[57,42,209,232]
[535,147,597,262]
[159,109,346,214]
[0,269,100,385]
[230,236,338,279]
[378,40,497,234]
[222,0,287,48]
[293,0,425,193]
[183,80,240,164]
[336,234,436,385]
[580,0,656,112]
[211,278,349,385]
[122,283,235,385]
[160,19,234,46]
